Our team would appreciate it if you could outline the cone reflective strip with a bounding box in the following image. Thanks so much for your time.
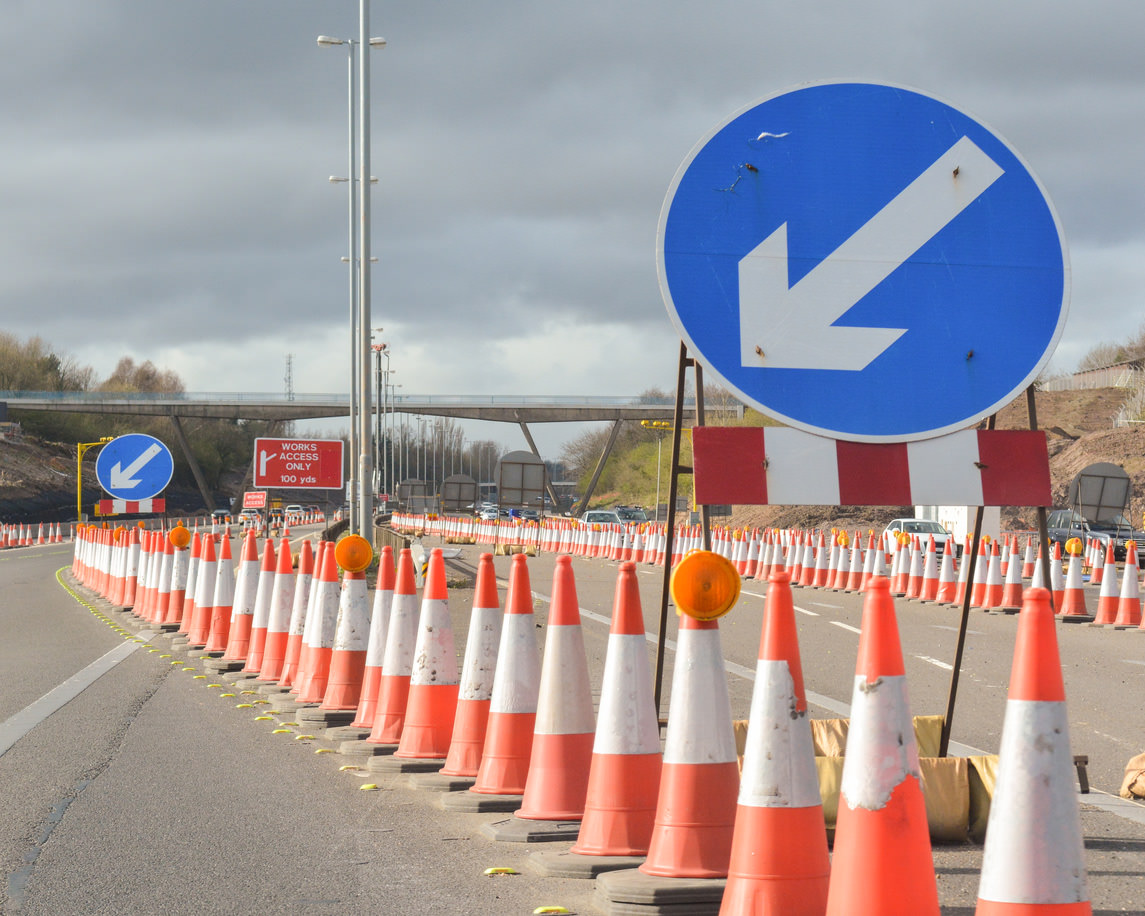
[572,562,661,857]
[721,570,829,916]
[641,614,739,879]
[442,553,502,777]
[321,569,371,710]
[279,541,315,688]
[367,550,421,743]
[351,550,393,728]
[205,537,236,652]
[258,540,296,682]
[517,556,595,820]
[223,534,262,661]
[975,588,1090,915]
[826,575,939,916]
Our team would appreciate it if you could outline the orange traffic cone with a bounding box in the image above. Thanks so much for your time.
[998,537,1024,613]
[934,538,958,605]
[244,537,285,673]
[1058,544,1091,621]
[320,539,373,711]
[165,534,191,626]
[440,553,502,777]
[394,548,460,757]
[204,534,235,652]
[470,553,542,796]
[720,570,829,915]
[974,588,1091,915]
[258,538,296,681]
[365,549,421,745]
[294,541,340,703]
[279,539,315,688]
[571,561,662,857]
[825,575,939,916]
[640,608,739,878]
[1091,543,1119,626]
[917,535,939,602]
[222,532,263,663]
[1117,546,1142,629]
[187,536,217,648]
[177,531,202,636]
[516,555,595,820]
[351,545,395,728]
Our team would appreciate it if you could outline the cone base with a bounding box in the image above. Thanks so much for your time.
[395,683,460,759]
[516,731,594,821]
[825,777,938,916]
[471,711,536,795]
[974,903,1092,915]
[570,752,662,858]
[320,649,368,710]
[640,761,740,879]
[439,698,491,777]
[720,804,830,916]
[366,675,411,744]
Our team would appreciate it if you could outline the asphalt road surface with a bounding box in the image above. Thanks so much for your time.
[3,531,1145,914]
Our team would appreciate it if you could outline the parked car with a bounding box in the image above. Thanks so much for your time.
[614,506,649,524]
[881,518,960,557]
[284,504,304,516]
[1046,508,1145,563]
[210,508,229,522]
[238,508,261,524]
[478,507,499,520]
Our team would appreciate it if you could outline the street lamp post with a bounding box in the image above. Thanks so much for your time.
[641,420,672,521]
[76,437,113,521]
[318,12,385,541]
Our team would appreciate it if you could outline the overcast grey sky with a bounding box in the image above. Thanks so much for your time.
[2,2,1143,456]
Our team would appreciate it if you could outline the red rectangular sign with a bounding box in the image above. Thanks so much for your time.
[242,490,267,509]
[253,438,344,489]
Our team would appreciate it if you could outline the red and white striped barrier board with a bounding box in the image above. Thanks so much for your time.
[692,427,1050,507]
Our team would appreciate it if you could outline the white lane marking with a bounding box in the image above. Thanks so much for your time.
[831,621,862,635]
[932,624,985,636]
[810,602,840,609]
[795,606,819,617]
[916,655,954,671]
[0,641,140,758]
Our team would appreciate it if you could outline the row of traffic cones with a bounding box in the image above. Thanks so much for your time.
[65,526,1093,914]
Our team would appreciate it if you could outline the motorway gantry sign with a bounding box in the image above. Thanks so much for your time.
[253,438,344,489]
[657,82,1069,442]
[94,434,175,501]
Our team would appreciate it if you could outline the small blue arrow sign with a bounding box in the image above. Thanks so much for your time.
[95,434,174,500]
[657,82,1069,442]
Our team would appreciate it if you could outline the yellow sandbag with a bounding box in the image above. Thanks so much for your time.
[913,715,944,759]
[919,757,970,844]
[967,755,999,844]
[816,756,845,833]
[811,718,849,757]
[733,719,749,773]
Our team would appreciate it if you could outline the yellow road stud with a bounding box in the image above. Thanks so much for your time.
[533,908,571,915]
[272,728,292,734]
[483,867,519,877]
[315,748,335,754]
[359,783,378,791]
[235,703,254,709]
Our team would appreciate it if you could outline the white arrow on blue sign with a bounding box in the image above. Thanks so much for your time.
[657,82,1069,442]
[95,433,174,501]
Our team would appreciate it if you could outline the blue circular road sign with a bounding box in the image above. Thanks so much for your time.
[95,433,174,501]
[657,82,1069,442]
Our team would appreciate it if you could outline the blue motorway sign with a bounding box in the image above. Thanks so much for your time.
[95,433,174,501]
[657,82,1069,442]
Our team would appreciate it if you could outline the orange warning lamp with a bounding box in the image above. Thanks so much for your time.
[837,531,850,548]
[670,549,741,620]
[1064,537,1083,556]
[335,534,374,572]
[1128,540,1137,554]
[169,525,191,549]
